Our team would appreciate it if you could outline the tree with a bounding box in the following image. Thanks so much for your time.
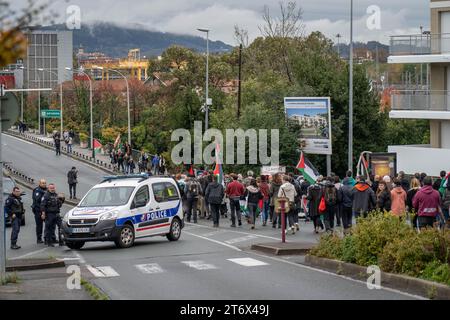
[0,0,53,67]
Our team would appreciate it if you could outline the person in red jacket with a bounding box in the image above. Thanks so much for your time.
[225,174,245,227]
[412,176,445,229]
[259,175,270,226]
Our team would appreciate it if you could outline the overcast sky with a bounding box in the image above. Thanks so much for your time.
[14,0,430,45]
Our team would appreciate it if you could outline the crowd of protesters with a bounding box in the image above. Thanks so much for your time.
[171,168,450,234]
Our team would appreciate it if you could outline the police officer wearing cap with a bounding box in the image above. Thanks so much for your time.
[32,179,47,244]
[40,183,62,247]
[5,187,25,250]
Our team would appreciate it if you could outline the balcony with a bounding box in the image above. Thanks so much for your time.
[390,90,450,120]
[389,34,450,64]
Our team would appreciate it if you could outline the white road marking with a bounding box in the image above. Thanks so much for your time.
[187,226,425,299]
[227,258,269,267]
[247,251,427,300]
[8,248,48,260]
[86,265,120,278]
[185,222,280,241]
[3,134,33,145]
[73,251,86,264]
[135,263,165,274]
[181,260,218,270]
[225,235,258,244]
[184,231,242,252]
[202,230,226,237]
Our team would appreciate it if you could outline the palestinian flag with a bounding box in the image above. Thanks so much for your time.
[93,139,103,156]
[213,143,224,185]
[296,152,320,184]
[189,165,195,176]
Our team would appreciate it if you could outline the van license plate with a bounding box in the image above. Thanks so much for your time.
[72,228,90,233]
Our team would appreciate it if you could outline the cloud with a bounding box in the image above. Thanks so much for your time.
[12,0,430,45]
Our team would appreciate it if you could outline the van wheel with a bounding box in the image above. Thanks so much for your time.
[66,241,85,250]
[115,224,135,248]
[166,218,182,241]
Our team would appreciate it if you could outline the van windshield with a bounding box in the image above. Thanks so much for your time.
[79,187,135,207]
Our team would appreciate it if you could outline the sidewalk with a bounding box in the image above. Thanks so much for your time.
[0,267,95,300]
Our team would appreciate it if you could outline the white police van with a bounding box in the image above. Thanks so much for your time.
[61,174,184,249]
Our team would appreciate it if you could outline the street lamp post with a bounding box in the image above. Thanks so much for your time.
[39,68,63,138]
[93,66,131,147]
[348,0,354,172]
[37,70,41,134]
[66,67,94,159]
[198,28,210,131]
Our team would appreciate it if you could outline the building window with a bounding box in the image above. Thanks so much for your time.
[50,46,57,56]
[35,34,42,45]
[36,46,43,56]
[43,34,50,45]
[50,34,57,45]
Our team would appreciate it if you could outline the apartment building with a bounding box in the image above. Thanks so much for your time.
[388,0,450,175]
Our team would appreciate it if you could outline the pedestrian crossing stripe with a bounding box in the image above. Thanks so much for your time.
[181,260,218,270]
[87,265,120,277]
[135,263,165,274]
[227,258,269,267]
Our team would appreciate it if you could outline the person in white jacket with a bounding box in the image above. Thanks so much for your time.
[278,175,298,234]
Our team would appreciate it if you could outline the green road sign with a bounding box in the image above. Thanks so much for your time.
[41,109,61,118]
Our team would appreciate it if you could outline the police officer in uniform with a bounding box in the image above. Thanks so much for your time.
[32,179,47,244]
[40,183,62,247]
[5,187,25,250]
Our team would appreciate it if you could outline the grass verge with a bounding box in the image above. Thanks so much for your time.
[81,278,109,300]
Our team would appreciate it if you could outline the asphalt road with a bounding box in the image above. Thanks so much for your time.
[1,134,422,300]
[3,133,105,199]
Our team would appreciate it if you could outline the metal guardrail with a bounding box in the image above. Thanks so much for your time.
[2,162,35,185]
[391,90,450,111]
[390,33,450,56]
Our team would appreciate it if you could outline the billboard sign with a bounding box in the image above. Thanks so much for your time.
[369,153,397,178]
[284,97,332,155]
[261,166,286,176]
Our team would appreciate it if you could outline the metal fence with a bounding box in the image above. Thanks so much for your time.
[391,90,450,111]
[390,33,450,56]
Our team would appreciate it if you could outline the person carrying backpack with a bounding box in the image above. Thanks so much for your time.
[184,175,202,223]
[205,177,225,228]
[323,177,339,232]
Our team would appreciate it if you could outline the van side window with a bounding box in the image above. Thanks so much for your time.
[152,183,167,203]
[133,185,149,206]
[165,183,180,201]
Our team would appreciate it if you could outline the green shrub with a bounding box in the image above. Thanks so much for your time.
[340,235,357,263]
[421,260,450,286]
[310,233,342,260]
[378,235,435,277]
[310,211,450,286]
[352,211,414,266]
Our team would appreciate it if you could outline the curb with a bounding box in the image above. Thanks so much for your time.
[6,259,65,272]
[304,255,450,300]
[251,242,313,256]
[5,130,115,175]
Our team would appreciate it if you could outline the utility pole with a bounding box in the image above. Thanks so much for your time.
[237,44,242,119]
[336,34,342,57]
[348,0,354,172]
[0,91,5,279]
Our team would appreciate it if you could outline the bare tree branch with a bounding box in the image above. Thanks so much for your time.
[258,1,305,39]
[234,24,249,48]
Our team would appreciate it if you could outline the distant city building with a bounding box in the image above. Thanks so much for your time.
[22,27,73,89]
[80,48,149,81]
